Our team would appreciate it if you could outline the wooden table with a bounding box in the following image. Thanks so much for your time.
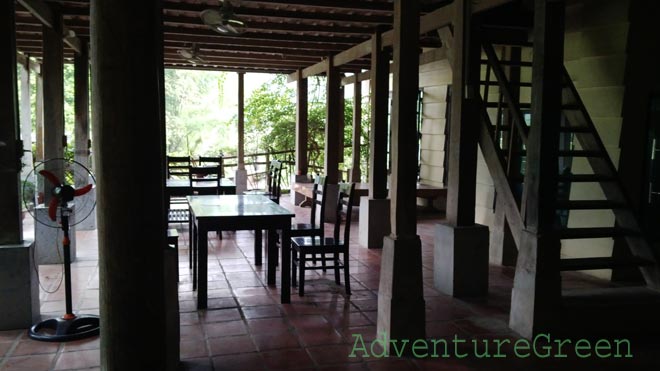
[166,178,236,197]
[187,195,294,308]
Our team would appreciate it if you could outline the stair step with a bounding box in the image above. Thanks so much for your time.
[560,257,653,271]
[480,80,532,87]
[555,200,625,210]
[558,150,604,157]
[557,227,640,239]
[557,174,615,182]
[508,150,604,157]
[480,59,533,67]
[559,126,592,133]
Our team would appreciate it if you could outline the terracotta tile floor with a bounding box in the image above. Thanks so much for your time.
[2,196,659,370]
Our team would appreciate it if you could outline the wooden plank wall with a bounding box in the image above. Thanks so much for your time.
[418,57,451,209]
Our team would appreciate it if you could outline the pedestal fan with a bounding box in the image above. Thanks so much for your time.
[23,158,99,342]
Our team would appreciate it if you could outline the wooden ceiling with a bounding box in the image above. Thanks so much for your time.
[15,0,451,74]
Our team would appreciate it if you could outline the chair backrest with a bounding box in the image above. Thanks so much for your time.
[267,159,283,202]
[167,155,191,181]
[310,176,327,230]
[333,182,356,245]
[192,156,223,182]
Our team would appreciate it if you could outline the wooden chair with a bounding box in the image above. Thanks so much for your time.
[245,159,283,203]
[291,182,355,296]
[166,156,191,224]
[288,176,328,270]
[191,155,223,194]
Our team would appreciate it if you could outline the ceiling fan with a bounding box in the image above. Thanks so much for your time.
[177,43,206,66]
[201,0,247,35]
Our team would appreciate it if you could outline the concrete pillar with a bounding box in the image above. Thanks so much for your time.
[510,0,565,339]
[434,0,489,298]
[377,0,425,352]
[235,72,247,194]
[92,0,173,369]
[359,28,391,249]
[74,43,96,230]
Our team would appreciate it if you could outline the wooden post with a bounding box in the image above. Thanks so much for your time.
[377,0,425,351]
[35,74,44,162]
[350,73,362,182]
[92,0,170,368]
[369,29,389,200]
[237,72,245,170]
[510,0,565,339]
[42,10,65,200]
[325,58,341,183]
[0,0,22,244]
[295,69,308,176]
[74,43,90,170]
[20,58,32,178]
[445,0,480,227]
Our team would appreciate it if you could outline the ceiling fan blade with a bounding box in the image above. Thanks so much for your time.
[74,184,93,197]
[39,170,62,186]
[47,197,59,222]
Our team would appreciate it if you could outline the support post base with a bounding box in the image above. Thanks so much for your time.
[235,168,248,195]
[0,241,39,330]
[358,197,391,248]
[434,223,489,297]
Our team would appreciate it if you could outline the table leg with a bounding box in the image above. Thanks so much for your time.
[192,221,198,291]
[197,226,208,309]
[254,229,262,266]
[281,226,291,303]
[188,206,193,269]
[267,229,277,285]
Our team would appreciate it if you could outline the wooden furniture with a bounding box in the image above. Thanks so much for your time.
[291,182,355,296]
[191,156,223,194]
[245,159,283,203]
[288,176,328,269]
[166,156,191,224]
[187,195,294,308]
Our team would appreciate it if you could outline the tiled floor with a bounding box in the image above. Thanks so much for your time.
[2,197,659,370]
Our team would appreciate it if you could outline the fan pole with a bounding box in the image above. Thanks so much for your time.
[61,209,74,320]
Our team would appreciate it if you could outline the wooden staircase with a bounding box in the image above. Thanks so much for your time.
[475,33,660,292]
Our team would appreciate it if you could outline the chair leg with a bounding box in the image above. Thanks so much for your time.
[333,252,340,285]
[292,249,298,287]
[343,252,351,295]
[321,252,327,273]
[299,253,306,297]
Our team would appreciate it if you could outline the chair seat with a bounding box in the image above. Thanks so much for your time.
[290,223,322,233]
[291,236,346,252]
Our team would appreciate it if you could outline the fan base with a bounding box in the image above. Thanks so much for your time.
[28,314,99,342]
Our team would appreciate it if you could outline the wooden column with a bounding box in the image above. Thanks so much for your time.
[92,0,169,369]
[35,75,44,162]
[377,0,425,350]
[295,69,308,176]
[42,10,65,200]
[325,58,341,183]
[445,0,480,227]
[20,57,33,180]
[510,0,565,339]
[350,74,362,182]
[237,72,245,170]
[74,43,90,170]
[369,29,389,199]
[0,0,22,244]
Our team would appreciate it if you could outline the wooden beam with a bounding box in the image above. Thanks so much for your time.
[325,57,341,183]
[17,0,82,54]
[74,42,90,173]
[16,52,41,74]
[350,73,362,182]
[288,0,513,82]
[237,72,245,170]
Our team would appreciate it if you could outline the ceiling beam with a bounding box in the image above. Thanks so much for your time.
[17,0,82,54]
[287,0,513,82]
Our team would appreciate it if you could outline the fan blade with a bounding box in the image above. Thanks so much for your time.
[74,184,93,197]
[47,197,59,222]
[39,170,62,186]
